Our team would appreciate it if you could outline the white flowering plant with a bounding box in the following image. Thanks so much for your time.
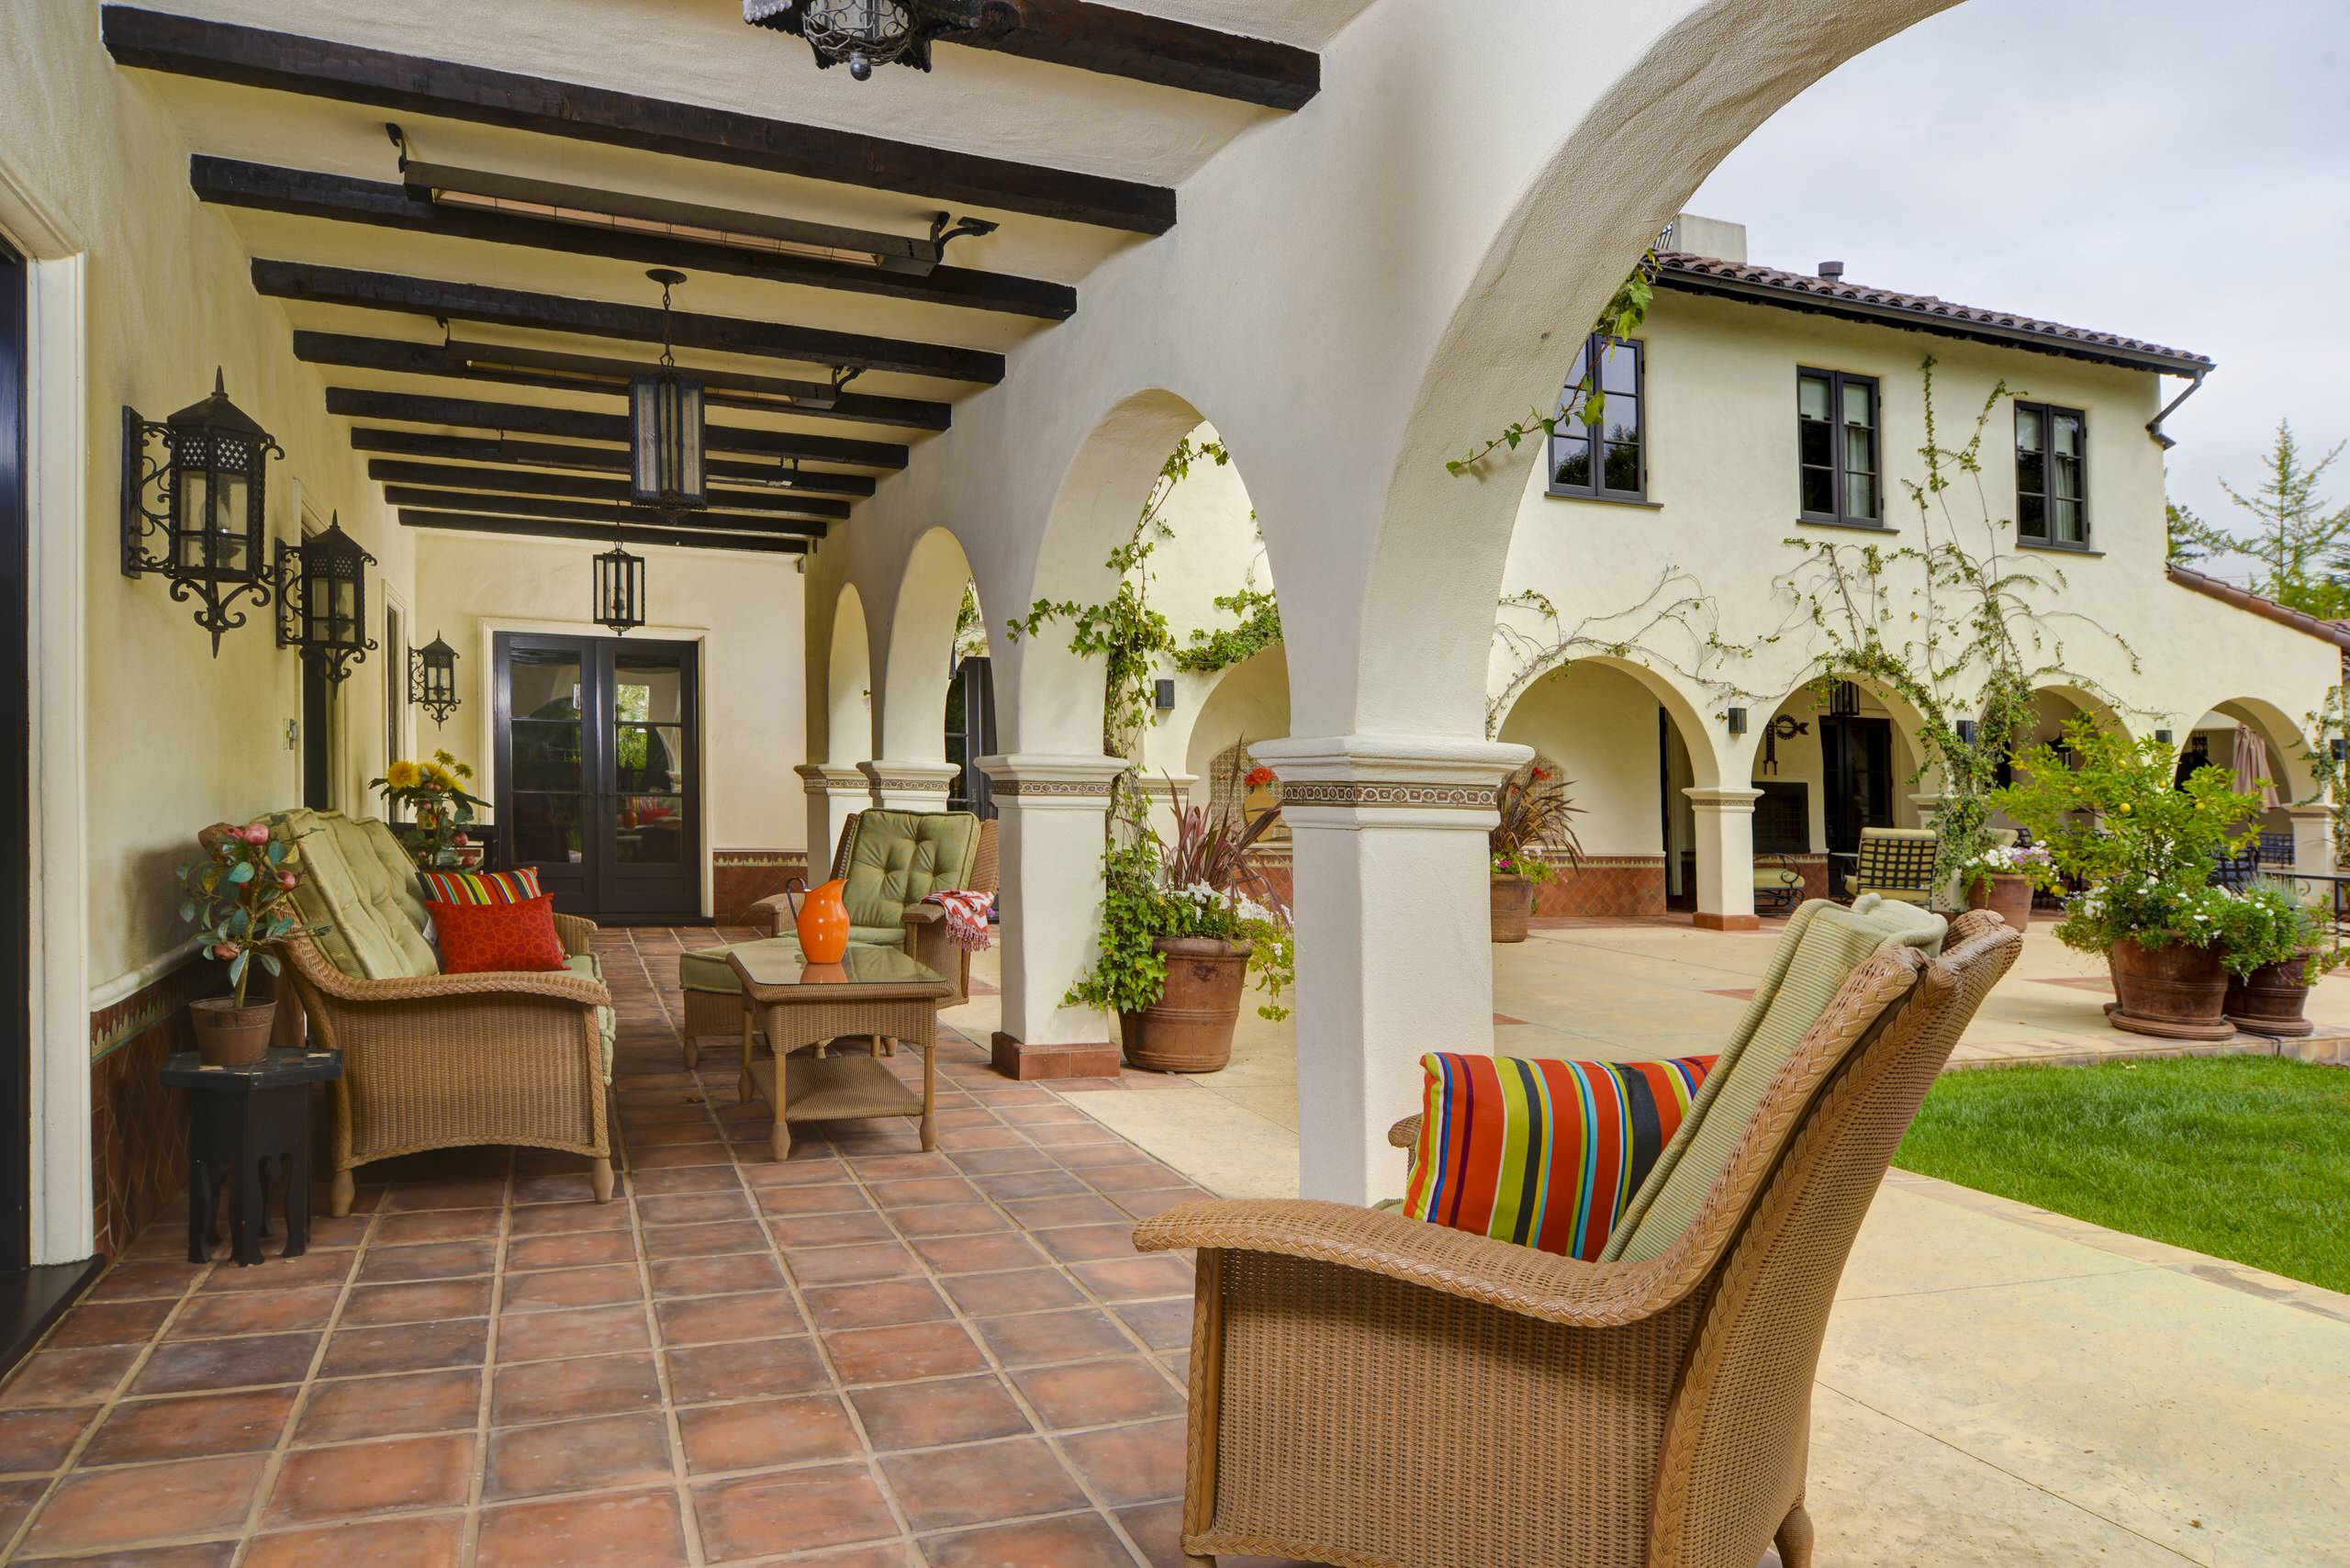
[1953,841,2061,899]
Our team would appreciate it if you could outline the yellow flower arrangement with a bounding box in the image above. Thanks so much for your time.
[371,753,487,868]
[385,759,424,790]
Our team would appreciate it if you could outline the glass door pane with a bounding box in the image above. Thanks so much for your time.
[498,637,592,912]
[597,641,699,916]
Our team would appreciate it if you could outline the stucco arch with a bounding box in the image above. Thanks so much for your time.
[2198,696,2317,801]
[1494,654,1729,794]
[2028,683,2134,747]
[879,526,983,761]
[825,584,873,768]
[1182,644,1292,794]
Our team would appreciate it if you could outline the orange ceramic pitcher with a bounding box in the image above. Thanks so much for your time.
[788,878,852,965]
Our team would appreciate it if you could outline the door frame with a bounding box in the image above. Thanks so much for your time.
[476,615,714,919]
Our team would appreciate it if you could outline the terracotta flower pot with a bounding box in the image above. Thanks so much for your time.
[1491,874,1533,944]
[2105,937,2232,1041]
[190,996,276,1067]
[2224,957,2315,1038]
[1120,936,1251,1074]
[1966,873,2034,933]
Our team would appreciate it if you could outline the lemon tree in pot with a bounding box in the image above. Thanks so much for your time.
[176,823,330,1066]
[1993,716,2265,1040]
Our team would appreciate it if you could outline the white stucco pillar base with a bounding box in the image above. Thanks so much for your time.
[976,754,1130,1081]
[1251,734,1529,1206]
[2288,805,2336,879]
[1685,788,1763,930]
[796,765,867,868]
[858,759,960,813]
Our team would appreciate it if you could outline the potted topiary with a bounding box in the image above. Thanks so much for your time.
[1993,716,2264,1039]
[2216,879,2344,1037]
[176,822,330,1065]
[1490,763,1583,944]
[1953,841,2059,932]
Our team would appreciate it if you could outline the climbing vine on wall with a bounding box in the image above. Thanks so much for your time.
[1448,252,1658,479]
[1173,586,1283,676]
[1485,572,1769,739]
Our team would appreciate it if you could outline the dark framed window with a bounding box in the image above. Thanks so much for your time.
[1547,334,1644,503]
[2016,402,2088,547]
[1797,368,1880,526]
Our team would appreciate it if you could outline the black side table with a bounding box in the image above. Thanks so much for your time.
[161,1048,342,1267]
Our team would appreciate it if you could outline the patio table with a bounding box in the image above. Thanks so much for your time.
[727,943,952,1161]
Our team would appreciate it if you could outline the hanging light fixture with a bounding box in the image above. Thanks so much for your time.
[595,540,647,637]
[120,369,285,655]
[276,513,379,684]
[744,0,1018,81]
[409,633,461,726]
[630,269,706,518]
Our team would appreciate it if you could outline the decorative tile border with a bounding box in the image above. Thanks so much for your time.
[712,850,805,869]
[90,955,208,1063]
[1279,781,1495,809]
[993,778,1116,801]
[865,777,955,796]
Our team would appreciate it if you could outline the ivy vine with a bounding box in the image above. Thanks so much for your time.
[1173,586,1283,676]
[1448,252,1658,478]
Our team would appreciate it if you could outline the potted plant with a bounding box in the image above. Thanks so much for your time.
[175,823,329,1066]
[1071,764,1293,1074]
[1490,763,1583,943]
[372,750,487,868]
[1993,716,2264,1039]
[2216,879,2344,1037]
[1953,841,2058,931]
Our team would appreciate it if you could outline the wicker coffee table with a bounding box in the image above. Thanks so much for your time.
[728,944,954,1160]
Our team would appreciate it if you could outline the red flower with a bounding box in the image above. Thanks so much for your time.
[1529,767,1550,781]
[1244,766,1277,789]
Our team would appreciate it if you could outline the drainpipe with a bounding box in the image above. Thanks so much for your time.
[2146,367,2209,450]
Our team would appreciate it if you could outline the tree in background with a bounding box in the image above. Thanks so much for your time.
[2170,420,2350,617]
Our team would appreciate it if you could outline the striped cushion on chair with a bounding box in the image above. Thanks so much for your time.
[1401,1052,1717,1261]
[419,868,544,905]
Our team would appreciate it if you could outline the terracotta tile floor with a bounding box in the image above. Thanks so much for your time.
[0,928,1307,1567]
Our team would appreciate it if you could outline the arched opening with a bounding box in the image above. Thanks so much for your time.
[1494,657,1724,918]
[1748,674,1931,901]
[2184,697,2314,856]
[825,585,871,770]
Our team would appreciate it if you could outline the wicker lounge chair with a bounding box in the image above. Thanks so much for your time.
[677,811,999,1067]
[1135,908,2021,1568]
[267,810,617,1215]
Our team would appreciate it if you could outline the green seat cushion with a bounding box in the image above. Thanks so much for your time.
[1602,895,1945,1262]
[844,811,981,928]
[565,953,616,1082]
[677,930,904,994]
[270,809,437,980]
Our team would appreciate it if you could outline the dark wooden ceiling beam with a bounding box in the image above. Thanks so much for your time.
[254,260,1004,385]
[402,510,807,554]
[364,459,852,516]
[381,487,828,535]
[101,6,1176,233]
[325,387,909,469]
[959,1,1318,111]
[294,331,951,432]
[347,430,876,497]
[195,159,1075,321]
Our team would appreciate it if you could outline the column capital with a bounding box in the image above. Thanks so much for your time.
[1684,787,1764,813]
[858,759,958,799]
[1253,734,1528,829]
[795,764,867,796]
[978,753,1128,810]
[2286,803,2333,823]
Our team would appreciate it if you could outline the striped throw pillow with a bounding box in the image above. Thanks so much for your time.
[418,868,544,905]
[1401,1052,1717,1261]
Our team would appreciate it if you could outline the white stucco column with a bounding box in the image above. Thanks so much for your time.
[1251,734,1528,1205]
[796,765,867,868]
[2288,804,2336,879]
[1685,788,1762,931]
[858,759,960,813]
[977,754,1130,1080]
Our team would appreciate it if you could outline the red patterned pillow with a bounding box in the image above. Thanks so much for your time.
[429,894,567,974]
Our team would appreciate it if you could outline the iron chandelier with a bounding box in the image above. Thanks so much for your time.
[744,0,1020,80]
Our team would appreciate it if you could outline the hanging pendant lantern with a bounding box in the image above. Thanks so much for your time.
[409,633,462,726]
[275,513,379,684]
[595,543,647,637]
[630,269,706,517]
[120,369,285,655]
[744,0,1018,80]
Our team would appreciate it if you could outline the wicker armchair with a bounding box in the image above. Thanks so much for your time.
[1135,912,2021,1568]
[267,811,615,1215]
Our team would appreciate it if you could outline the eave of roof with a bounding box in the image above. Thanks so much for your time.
[2166,563,2350,651]
[1654,252,2214,377]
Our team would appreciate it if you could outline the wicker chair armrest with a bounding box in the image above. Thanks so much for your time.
[553,913,597,958]
[287,939,609,1009]
[1388,1114,1423,1149]
[750,892,795,937]
[900,903,946,926]
[1133,1199,1688,1328]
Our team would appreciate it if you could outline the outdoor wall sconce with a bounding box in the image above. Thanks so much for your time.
[595,543,648,636]
[1828,680,1862,719]
[631,270,707,517]
[1725,706,1748,736]
[1154,679,1177,712]
[1954,719,1979,747]
[410,633,461,726]
[120,369,284,656]
[276,514,379,684]
[2154,728,2175,746]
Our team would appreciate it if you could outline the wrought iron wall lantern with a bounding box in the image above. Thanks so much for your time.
[410,633,462,726]
[631,270,706,517]
[275,514,379,683]
[595,542,648,637]
[744,0,1021,80]
[120,370,285,655]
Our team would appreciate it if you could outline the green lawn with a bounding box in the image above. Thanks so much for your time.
[1895,1056,2350,1294]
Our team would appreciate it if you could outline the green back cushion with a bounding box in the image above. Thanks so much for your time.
[1602,895,1945,1262]
[842,811,981,929]
[272,810,438,980]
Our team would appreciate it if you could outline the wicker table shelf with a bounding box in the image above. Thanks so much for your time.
[728,945,953,1160]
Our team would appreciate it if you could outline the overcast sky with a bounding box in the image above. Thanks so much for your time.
[1689,0,2349,582]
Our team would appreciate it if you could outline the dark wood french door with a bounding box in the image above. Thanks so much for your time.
[493,633,701,922]
[1820,714,1894,858]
